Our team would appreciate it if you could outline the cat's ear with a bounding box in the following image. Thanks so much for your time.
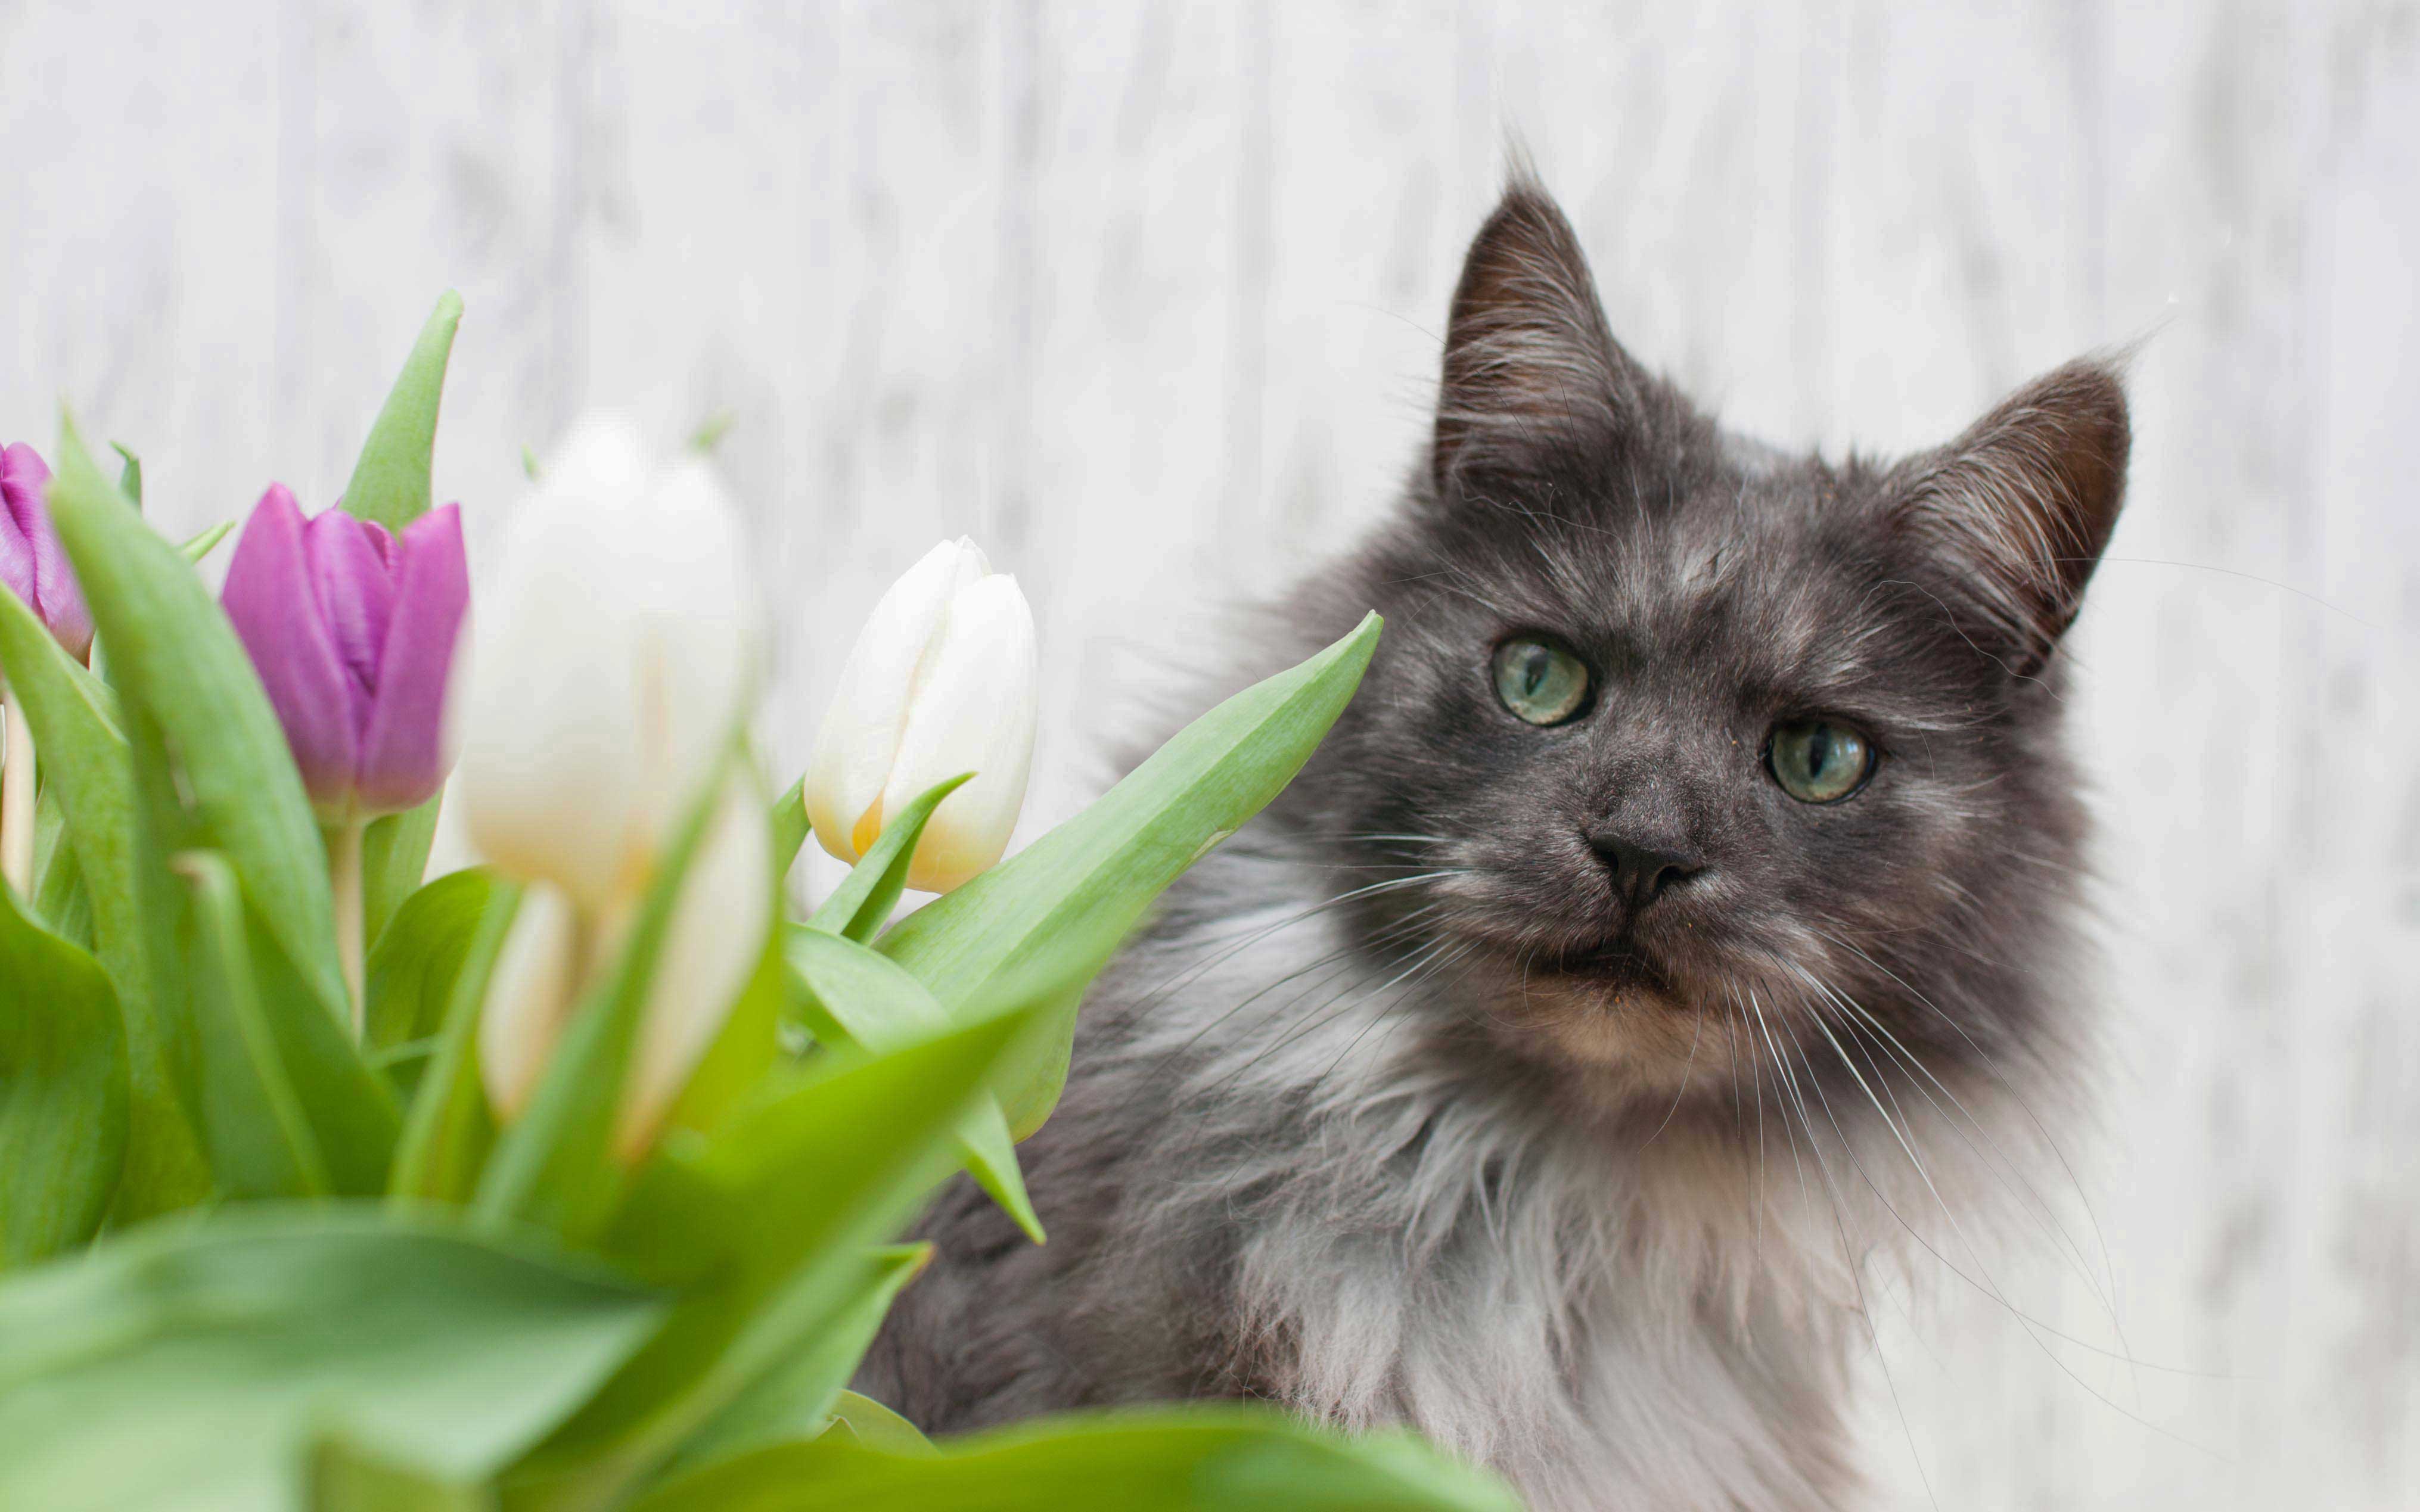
[1894,358,2132,675]
[1432,178,1648,497]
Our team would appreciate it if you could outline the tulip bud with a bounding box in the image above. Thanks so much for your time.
[220,486,470,822]
[0,443,92,661]
[458,415,771,1157]
[805,538,1038,893]
[453,415,753,913]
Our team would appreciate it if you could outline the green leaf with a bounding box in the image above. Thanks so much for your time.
[787,926,1040,1243]
[364,798,446,956]
[821,1392,936,1457]
[306,1432,490,1512]
[629,1405,1522,1512]
[111,443,141,508]
[389,880,518,1206]
[655,931,782,1149]
[341,291,464,532]
[503,1003,1042,1510]
[176,520,234,565]
[769,773,809,881]
[0,583,206,1218]
[881,614,1380,1140]
[0,1208,664,1511]
[367,868,503,1051]
[0,885,127,1264]
[665,1245,930,1476]
[471,746,752,1243]
[44,416,353,1057]
[806,773,969,944]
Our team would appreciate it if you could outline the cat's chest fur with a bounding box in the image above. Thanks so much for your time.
[859,832,1872,1511]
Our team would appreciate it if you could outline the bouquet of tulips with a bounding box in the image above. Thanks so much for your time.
[0,297,1517,1511]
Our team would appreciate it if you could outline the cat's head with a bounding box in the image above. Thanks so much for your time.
[1290,178,2127,1121]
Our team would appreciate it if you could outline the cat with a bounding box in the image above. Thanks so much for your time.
[857,172,2130,1510]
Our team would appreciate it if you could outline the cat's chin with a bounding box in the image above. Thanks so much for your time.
[1458,944,1756,1105]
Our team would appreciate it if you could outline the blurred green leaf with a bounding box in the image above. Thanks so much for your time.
[806,773,968,944]
[45,416,354,1061]
[504,1002,1040,1510]
[656,931,782,1149]
[0,1208,664,1511]
[307,1432,490,1512]
[787,926,1039,1243]
[176,520,234,565]
[389,881,517,1207]
[769,774,809,881]
[0,582,206,1218]
[111,443,141,508]
[629,1405,1521,1512]
[342,291,462,532]
[666,1245,930,1476]
[364,798,446,956]
[0,884,126,1265]
[881,614,1380,1141]
[368,869,502,1051]
[821,1392,935,1458]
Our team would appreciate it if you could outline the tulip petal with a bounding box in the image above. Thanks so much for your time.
[477,882,583,1122]
[300,505,398,730]
[881,572,1038,892]
[616,772,773,1158]
[355,503,468,814]
[221,484,361,814]
[626,460,754,847]
[0,444,91,660]
[804,537,985,864]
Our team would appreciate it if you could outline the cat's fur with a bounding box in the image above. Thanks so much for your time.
[859,175,2130,1510]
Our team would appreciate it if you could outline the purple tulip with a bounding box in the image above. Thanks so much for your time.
[0,443,94,661]
[221,486,469,820]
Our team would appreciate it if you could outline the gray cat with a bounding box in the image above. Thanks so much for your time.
[859,174,2130,1510]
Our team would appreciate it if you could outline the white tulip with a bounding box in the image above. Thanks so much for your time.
[479,773,772,1156]
[453,415,754,911]
[455,413,772,1156]
[805,537,1039,894]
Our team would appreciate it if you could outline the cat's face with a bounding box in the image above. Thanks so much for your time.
[1296,182,2127,1118]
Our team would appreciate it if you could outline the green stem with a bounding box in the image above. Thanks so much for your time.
[1,695,32,898]
[325,819,367,1036]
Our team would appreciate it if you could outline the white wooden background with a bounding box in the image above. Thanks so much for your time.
[5,2,2418,1507]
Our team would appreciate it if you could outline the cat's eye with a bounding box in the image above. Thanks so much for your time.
[1766,719,1875,803]
[1492,637,1592,726]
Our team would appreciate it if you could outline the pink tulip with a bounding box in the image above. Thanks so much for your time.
[0,443,92,660]
[221,486,469,821]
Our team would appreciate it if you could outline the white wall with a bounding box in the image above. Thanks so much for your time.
[5,2,2417,1506]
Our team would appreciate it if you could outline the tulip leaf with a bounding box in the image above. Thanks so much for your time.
[342,291,463,533]
[366,867,502,1051]
[657,932,782,1149]
[0,1208,666,1511]
[822,1392,936,1457]
[504,1001,1039,1510]
[0,581,207,1219]
[880,612,1381,1140]
[177,520,234,565]
[305,1432,485,1512]
[389,879,517,1207]
[44,417,354,1054]
[0,883,128,1265]
[769,773,809,879]
[471,745,743,1243]
[363,797,446,956]
[807,772,971,944]
[627,1405,1523,1512]
[786,925,1041,1243]
[111,443,141,508]
[663,1245,930,1477]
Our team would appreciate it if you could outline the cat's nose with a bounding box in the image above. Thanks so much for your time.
[1585,827,1704,913]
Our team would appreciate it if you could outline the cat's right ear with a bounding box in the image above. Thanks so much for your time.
[1431,178,1647,499]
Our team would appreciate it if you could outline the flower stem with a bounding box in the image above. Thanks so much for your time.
[1,695,33,898]
[325,820,367,1036]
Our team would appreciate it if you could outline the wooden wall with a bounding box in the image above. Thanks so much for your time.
[5,2,2416,1504]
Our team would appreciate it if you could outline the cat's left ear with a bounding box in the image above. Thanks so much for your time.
[1893,359,2131,676]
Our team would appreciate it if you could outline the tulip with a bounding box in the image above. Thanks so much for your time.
[455,415,772,1157]
[805,537,1038,894]
[220,486,470,1021]
[0,443,92,895]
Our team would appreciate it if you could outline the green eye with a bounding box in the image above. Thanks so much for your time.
[1492,638,1592,726]
[1767,719,1875,803]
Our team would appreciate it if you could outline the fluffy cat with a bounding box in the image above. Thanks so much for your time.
[858,174,2130,1510]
